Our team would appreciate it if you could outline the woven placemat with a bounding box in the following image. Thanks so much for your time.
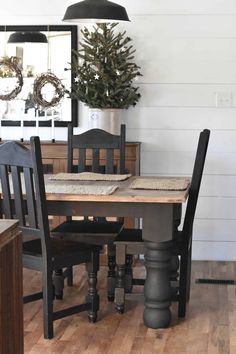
[46,184,118,195]
[49,172,131,182]
[130,178,190,191]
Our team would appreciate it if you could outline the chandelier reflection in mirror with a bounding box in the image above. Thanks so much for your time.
[0,26,78,128]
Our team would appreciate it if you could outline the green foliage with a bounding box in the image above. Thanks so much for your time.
[66,23,142,109]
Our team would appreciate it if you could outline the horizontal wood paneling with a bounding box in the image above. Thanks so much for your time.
[126,15,236,38]
[2,1,236,18]
[118,0,236,15]
[195,197,236,220]
[192,241,236,261]
[141,152,236,175]
[135,38,236,63]
[193,219,236,241]
[127,130,236,153]
[124,108,236,130]
[200,175,236,197]
[134,84,236,107]
[1,1,65,15]
[2,0,236,260]
[136,59,236,84]
[171,196,236,225]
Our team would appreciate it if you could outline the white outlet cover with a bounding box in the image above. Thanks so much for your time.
[215,92,233,107]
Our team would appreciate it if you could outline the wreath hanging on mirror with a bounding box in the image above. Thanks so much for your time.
[0,56,23,101]
[33,72,65,109]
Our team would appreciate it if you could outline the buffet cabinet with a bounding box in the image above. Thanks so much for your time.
[24,141,141,176]
[0,220,23,354]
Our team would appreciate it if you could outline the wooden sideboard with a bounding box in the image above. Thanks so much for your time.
[24,141,141,176]
[0,220,23,354]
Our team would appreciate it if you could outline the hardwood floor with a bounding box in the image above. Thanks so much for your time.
[23,261,236,354]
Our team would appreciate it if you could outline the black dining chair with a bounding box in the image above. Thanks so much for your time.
[114,129,210,317]
[0,137,100,339]
[51,124,126,301]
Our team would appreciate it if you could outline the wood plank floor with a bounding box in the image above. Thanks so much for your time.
[23,261,236,354]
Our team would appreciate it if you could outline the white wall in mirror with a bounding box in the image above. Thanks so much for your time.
[0,31,71,125]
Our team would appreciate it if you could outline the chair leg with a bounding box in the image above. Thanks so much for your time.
[53,269,64,300]
[115,263,126,313]
[185,246,192,302]
[86,250,100,323]
[107,244,116,302]
[42,269,54,339]
[178,251,189,318]
[115,243,126,313]
[170,251,180,297]
[125,254,133,293]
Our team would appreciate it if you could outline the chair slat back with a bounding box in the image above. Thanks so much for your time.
[106,149,114,174]
[11,165,25,225]
[23,167,37,228]
[182,129,210,243]
[0,138,51,251]
[67,124,126,174]
[92,148,100,172]
[77,148,86,172]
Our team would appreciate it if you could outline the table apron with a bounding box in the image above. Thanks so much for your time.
[47,201,174,242]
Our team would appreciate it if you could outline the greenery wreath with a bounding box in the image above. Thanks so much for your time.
[33,72,65,109]
[0,56,23,101]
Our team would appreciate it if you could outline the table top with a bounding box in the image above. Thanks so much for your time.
[45,175,190,204]
[0,220,19,249]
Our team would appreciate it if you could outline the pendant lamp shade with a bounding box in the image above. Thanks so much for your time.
[8,32,48,43]
[63,0,130,23]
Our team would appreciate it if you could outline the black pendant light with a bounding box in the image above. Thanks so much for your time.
[63,0,130,23]
[8,32,48,44]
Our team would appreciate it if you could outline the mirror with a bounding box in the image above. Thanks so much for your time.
[0,25,78,127]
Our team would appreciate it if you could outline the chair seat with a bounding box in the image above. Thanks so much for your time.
[115,228,142,243]
[51,220,124,245]
[23,238,99,266]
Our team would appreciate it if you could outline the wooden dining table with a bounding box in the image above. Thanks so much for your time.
[45,175,190,329]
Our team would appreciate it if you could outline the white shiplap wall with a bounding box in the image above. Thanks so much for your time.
[1,0,236,260]
[118,1,236,261]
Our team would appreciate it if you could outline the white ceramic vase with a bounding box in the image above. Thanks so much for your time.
[88,108,122,135]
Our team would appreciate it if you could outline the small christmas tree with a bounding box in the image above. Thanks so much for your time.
[67,23,142,109]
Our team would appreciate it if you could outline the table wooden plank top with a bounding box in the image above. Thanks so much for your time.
[0,220,19,250]
[45,175,190,204]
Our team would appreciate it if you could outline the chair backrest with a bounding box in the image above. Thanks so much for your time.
[67,124,126,174]
[182,129,210,242]
[0,137,51,251]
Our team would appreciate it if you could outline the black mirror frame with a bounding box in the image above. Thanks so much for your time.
[0,25,78,127]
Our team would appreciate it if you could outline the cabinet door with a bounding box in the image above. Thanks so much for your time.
[0,220,23,354]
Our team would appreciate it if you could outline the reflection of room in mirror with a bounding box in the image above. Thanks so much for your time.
[0,30,72,123]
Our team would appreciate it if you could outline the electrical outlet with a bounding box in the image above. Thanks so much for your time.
[215,92,233,107]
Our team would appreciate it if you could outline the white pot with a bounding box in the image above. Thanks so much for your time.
[88,108,122,135]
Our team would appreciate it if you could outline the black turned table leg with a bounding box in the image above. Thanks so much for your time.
[143,240,173,328]
[115,263,126,313]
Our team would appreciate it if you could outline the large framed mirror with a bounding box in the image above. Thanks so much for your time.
[0,25,78,128]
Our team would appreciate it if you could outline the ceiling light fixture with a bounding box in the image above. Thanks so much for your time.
[7,32,48,44]
[63,0,130,23]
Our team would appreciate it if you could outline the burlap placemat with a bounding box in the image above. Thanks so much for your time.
[130,178,190,191]
[46,184,118,195]
[49,172,131,182]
